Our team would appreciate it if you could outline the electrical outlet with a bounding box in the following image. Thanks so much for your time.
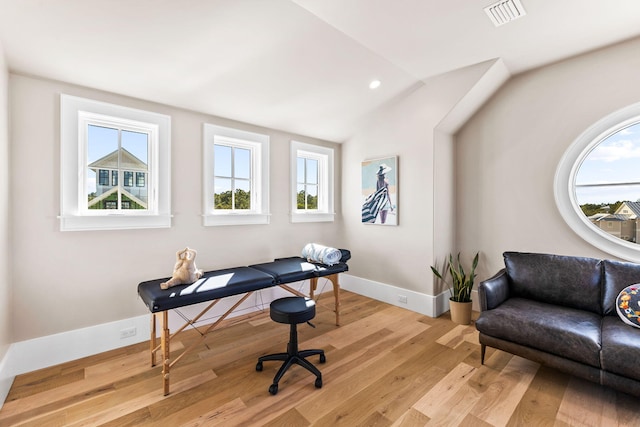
[120,327,137,339]
[398,295,408,304]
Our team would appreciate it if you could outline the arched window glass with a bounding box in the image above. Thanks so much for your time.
[555,102,640,262]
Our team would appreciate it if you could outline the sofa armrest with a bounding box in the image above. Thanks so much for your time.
[478,268,510,311]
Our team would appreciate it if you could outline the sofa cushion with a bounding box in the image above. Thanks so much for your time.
[602,259,640,316]
[475,297,602,367]
[615,285,640,328]
[601,316,640,382]
[503,252,602,314]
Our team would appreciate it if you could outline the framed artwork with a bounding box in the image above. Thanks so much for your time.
[361,156,398,225]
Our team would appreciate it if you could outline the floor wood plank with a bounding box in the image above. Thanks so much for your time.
[2,290,640,426]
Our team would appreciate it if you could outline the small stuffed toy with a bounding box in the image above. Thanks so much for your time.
[160,247,204,290]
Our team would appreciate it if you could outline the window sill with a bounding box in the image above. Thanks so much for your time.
[290,212,335,223]
[59,214,172,231]
[202,213,270,226]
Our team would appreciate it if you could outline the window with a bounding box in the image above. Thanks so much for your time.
[290,140,334,223]
[60,95,171,231]
[98,169,109,186]
[202,124,269,226]
[555,101,640,262]
[297,157,318,210]
[124,171,134,187]
[213,144,251,210]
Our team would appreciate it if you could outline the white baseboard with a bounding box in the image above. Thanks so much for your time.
[340,274,481,316]
[0,349,13,410]
[340,274,449,317]
[8,314,152,378]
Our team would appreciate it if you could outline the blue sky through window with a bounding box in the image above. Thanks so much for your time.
[576,122,640,205]
[86,124,149,194]
[213,144,250,194]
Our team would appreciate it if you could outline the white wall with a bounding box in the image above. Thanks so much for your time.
[8,74,342,343]
[340,61,504,307]
[456,36,640,279]
[0,40,12,406]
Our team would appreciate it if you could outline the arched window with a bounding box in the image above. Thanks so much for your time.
[555,102,640,261]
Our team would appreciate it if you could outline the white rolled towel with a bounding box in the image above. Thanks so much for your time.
[301,243,342,266]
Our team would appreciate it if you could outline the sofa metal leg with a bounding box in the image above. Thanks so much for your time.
[481,344,486,365]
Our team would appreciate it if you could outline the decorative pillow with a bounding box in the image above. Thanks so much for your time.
[616,285,640,328]
[301,243,342,266]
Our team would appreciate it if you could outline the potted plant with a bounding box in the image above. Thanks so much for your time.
[430,252,479,325]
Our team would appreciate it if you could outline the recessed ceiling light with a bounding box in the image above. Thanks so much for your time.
[369,80,381,89]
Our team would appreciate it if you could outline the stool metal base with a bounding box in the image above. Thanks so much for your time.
[256,321,325,395]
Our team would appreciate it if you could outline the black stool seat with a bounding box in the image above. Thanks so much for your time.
[256,297,325,395]
[270,296,316,324]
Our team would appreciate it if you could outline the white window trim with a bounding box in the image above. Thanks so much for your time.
[60,95,171,231]
[554,101,640,262]
[203,124,270,226]
[290,140,334,223]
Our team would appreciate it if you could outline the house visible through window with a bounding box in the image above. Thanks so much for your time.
[60,94,171,231]
[290,140,334,223]
[202,123,270,226]
[555,101,640,262]
[86,124,148,210]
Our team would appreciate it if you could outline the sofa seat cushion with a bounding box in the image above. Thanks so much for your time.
[601,316,640,381]
[476,298,602,367]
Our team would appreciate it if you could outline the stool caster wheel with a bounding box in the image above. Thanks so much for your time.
[319,354,326,363]
[269,383,278,395]
[315,377,322,388]
[256,362,263,372]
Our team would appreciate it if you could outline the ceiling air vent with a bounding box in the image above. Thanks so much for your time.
[484,0,527,27]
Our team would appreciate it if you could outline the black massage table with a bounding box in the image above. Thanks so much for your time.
[138,253,349,395]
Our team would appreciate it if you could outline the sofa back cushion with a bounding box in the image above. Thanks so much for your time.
[503,252,602,314]
[602,259,640,316]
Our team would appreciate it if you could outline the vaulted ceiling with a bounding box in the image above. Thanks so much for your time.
[1,0,640,142]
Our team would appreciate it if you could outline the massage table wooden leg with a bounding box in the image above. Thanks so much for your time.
[328,274,340,326]
[150,313,157,367]
[161,311,170,396]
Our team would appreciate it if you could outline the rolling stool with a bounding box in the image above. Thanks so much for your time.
[256,296,325,395]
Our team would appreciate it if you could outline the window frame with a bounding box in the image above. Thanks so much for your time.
[202,123,270,226]
[554,101,640,262]
[60,95,171,231]
[290,140,334,223]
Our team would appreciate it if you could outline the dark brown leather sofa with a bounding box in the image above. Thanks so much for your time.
[476,251,640,397]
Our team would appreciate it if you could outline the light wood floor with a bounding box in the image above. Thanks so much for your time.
[1,290,639,426]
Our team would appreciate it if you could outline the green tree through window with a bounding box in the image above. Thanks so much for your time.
[214,189,251,210]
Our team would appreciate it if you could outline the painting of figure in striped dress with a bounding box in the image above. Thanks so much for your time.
[361,157,397,225]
